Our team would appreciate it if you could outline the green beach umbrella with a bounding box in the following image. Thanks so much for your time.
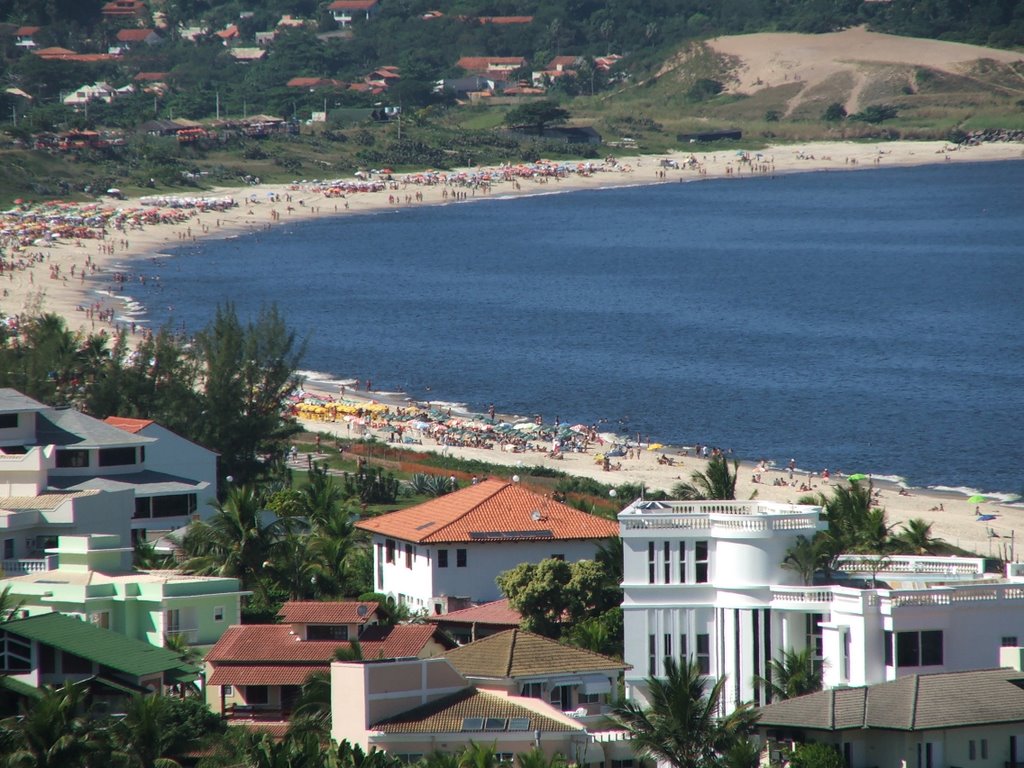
[848,473,869,482]
[968,494,988,504]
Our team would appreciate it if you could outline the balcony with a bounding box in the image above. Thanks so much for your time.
[1,556,56,575]
[836,554,987,579]
[165,627,199,644]
[770,586,835,609]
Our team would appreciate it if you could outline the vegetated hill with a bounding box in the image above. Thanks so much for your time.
[577,27,1024,146]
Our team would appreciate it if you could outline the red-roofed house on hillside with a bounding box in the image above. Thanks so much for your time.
[329,0,381,27]
[427,598,521,643]
[115,28,161,47]
[102,0,148,20]
[286,77,345,90]
[15,26,40,48]
[456,56,526,77]
[355,479,619,614]
[204,602,455,725]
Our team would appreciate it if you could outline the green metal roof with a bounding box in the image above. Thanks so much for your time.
[2,613,196,680]
[0,676,43,700]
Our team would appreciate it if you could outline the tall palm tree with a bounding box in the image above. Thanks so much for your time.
[1,682,97,768]
[671,456,738,500]
[515,748,566,768]
[179,485,291,590]
[781,534,838,585]
[111,695,199,768]
[420,752,462,768]
[611,657,757,768]
[892,518,946,555]
[459,742,501,768]
[752,647,824,702]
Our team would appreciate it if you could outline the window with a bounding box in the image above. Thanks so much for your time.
[385,539,396,564]
[39,644,56,674]
[680,633,688,663]
[307,625,348,641]
[0,413,17,429]
[664,541,671,583]
[648,541,656,584]
[2,539,12,560]
[806,613,824,673]
[695,541,709,583]
[521,682,542,698]
[696,633,710,674]
[90,611,110,629]
[896,630,943,668]
[456,548,467,567]
[679,541,687,583]
[981,740,988,759]
[663,633,673,666]
[56,449,89,468]
[437,549,448,568]
[405,543,413,569]
[62,651,92,674]
[166,609,180,633]
[884,630,893,666]
[496,754,514,765]
[245,685,269,705]
[550,553,565,561]
[98,447,136,466]
[969,741,976,760]
[649,634,657,675]
[549,685,568,710]
[841,629,851,682]
[152,494,196,518]
[578,691,600,704]
[214,606,225,622]
[1003,636,1019,647]
[611,761,634,768]
[223,685,234,696]
[133,498,151,519]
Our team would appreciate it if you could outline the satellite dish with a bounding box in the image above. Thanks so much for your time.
[357,604,368,617]
[530,510,542,522]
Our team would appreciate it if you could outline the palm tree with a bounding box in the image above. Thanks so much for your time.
[781,534,838,585]
[611,657,757,768]
[892,518,946,555]
[671,456,738,500]
[1,682,97,768]
[420,752,462,768]
[0,585,26,621]
[179,485,290,590]
[752,648,824,702]
[515,748,566,768]
[111,695,197,768]
[459,742,500,768]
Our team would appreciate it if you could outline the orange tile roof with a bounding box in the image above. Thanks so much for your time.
[207,664,323,686]
[134,72,168,81]
[278,601,378,625]
[116,28,156,41]
[328,0,379,9]
[16,26,41,35]
[444,629,628,679]
[374,688,578,733]
[456,56,526,73]
[356,479,618,544]
[104,416,154,433]
[428,599,521,627]
[206,623,451,664]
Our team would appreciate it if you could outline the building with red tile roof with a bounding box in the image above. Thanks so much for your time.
[205,615,455,722]
[356,479,618,614]
[115,28,160,44]
[101,0,147,19]
[456,56,527,77]
[329,0,381,26]
[427,598,521,643]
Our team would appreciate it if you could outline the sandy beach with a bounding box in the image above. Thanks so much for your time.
[3,138,1022,556]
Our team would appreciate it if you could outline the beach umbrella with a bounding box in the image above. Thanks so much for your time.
[848,473,869,482]
[968,495,988,504]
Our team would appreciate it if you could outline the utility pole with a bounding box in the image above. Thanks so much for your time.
[216,89,220,120]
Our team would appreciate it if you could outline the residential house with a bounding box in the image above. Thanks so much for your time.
[15,26,40,48]
[63,82,125,106]
[230,47,266,63]
[331,655,627,765]
[427,598,521,644]
[532,56,580,87]
[101,0,148,20]
[287,77,346,90]
[0,534,245,648]
[619,497,1024,714]
[756,654,1024,768]
[355,478,619,613]
[329,0,381,27]
[114,28,161,50]
[34,47,114,63]
[0,612,196,707]
[444,629,628,722]
[204,601,455,725]
[0,390,214,545]
[216,25,239,44]
[456,56,527,78]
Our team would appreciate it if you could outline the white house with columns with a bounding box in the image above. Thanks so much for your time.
[619,498,1024,713]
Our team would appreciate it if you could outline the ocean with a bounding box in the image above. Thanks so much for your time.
[123,160,1024,498]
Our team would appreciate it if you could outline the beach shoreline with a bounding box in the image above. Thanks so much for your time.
[4,138,1023,555]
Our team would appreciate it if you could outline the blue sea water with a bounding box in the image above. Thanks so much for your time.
[126,160,1024,497]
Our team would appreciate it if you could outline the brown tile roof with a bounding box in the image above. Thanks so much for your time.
[207,664,324,686]
[116,28,156,41]
[206,623,451,664]
[444,629,627,679]
[355,479,618,544]
[104,416,154,433]
[757,669,1024,731]
[16,26,41,35]
[278,601,379,625]
[456,56,526,73]
[428,599,521,627]
[328,0,379,9]
[547,56,578,68]
[133,72,168,81]
[373,688,579,733]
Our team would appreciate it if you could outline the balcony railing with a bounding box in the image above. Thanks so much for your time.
[165,627,199,643]
[770,586,835,606]
[1,556,56,575]
[835,554,987,577]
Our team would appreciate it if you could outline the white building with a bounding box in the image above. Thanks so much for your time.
[619,498,1024,712]
[0,389,215,557]
[356,478,619,613]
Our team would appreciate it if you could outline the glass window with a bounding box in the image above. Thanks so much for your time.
[223,685,234,696]
[405,543,413,569]
[648,634,657,675]
[245,685,269,705]
[695,541,709,583]
[663,633,672,666]
[648,541,655,584]
[1002,636,1018,647]
[680,633,688,663]
[98,447,136,466]
[39,644,56,674]
[920,630,943,666]
[214,606,225,621]
[0,414,17,429]
[385,539,395,564]
[437,549,448,568]
[897,631,920,667]
[62,651,92,674]
[520,682,542,698]
[456,548,467,567]
[2,539,12,559]
[969,741,976,760]
[56,449,89,468]
[133,497,151,519]
[696,633,711,674]
[679,542,687,583]
[307,625,349,641]
[981,740,988,759]
[152,494,192,518]
[664,541,671,583]
[884,630,893,666]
